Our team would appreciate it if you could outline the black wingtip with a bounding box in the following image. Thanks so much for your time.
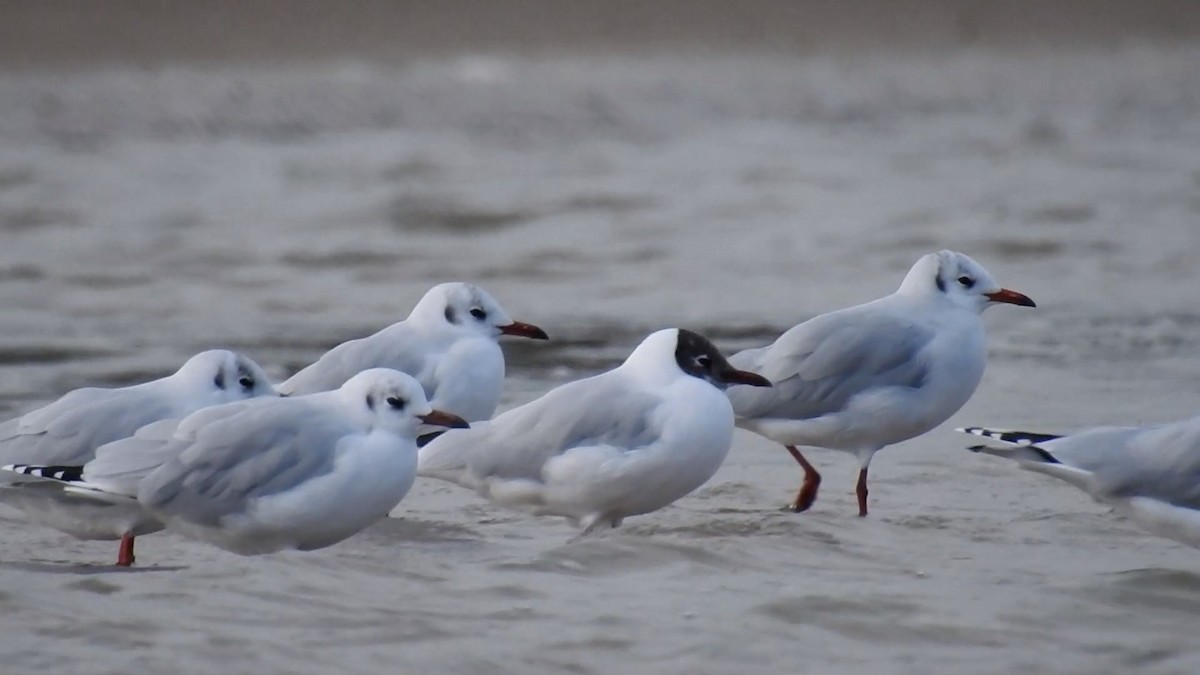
[965,442,1061,464]
[958,427,1062,446]
[2,464,86,481]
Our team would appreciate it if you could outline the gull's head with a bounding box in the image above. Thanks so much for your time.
[340,368,469,437]
[177,349,277,401]
[900,250,1036,314]
[410,282,549,341]
[624,328,772,390]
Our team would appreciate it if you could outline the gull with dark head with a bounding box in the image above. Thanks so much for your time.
[961,419,1200,548]
[0,349,275,565]
[418,328,771,533]
[279,282,547,425]
[726,250,1036,516]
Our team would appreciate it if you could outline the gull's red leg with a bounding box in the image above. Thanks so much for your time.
[784,445,821,512]
[116,533,135,567]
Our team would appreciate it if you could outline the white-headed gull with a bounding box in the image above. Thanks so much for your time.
[2,400,271,565]
[726,250,1035,516]
[418,328,771,532]
[14,369,468,559]
[0,349,275,565]
[961,421,1200,548]
[278,282,547,425]
[138,369,466,555]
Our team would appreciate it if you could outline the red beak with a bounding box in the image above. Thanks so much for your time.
[720,368,772,388]
[984,288,1036,307]
[418,409,470,429]
[499,321,549,340]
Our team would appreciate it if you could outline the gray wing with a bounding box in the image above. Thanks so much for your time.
[420,373,663,483]
[727,308,934,421]
[84,399,267,495]
[83,435,187,496]
[137,399,345,525]
[0,386,178,467]
[279,324,428,396]
[1051,418,1200,509]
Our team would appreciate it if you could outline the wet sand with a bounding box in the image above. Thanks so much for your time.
[2,10,1200,674]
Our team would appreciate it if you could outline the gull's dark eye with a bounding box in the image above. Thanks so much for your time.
[957,276,974,288]
[696,355,712,369]
[469,308,486,320]
[386,396,406,411]
[238,376,254,389]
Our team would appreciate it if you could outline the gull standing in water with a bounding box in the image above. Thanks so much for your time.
[0,350,275,565]
[726,250,1036,516]
[16,369,468,557]
[418,328,771,532]
[962,421,1200,548]
[279,282,547,425]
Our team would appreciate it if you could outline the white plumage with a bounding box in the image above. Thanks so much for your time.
[138,368,467,555]
[278,282,547,424]
[961,420,1200,548]
[726,250,1036,516]
[0,350,275,565]
[10,369,467,559]
[418,328,770,532]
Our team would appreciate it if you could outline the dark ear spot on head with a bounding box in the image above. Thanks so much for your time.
[935,273,946,293]
[213,371,226,390]
[366,394,376,411]
[444,306,458,324]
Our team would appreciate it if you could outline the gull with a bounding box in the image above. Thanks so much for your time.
[0,349,275,565]
[14,369,468,558]
[2,400,270,565]
[278,282,547,425]
[726,250,1036,516]
[961,421,1200,548]
[418,328,771,532]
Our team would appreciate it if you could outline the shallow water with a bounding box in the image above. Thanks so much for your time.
[2,42,1200,674]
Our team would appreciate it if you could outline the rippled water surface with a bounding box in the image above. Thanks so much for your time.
[2,43,1200,674]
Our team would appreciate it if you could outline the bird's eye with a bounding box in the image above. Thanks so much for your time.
[238,376,254,389]
[696,355,712,369]
[469,308,486,320]
[386,396,406,410]
[957,276,974,288]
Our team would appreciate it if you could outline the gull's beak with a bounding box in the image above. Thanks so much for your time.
[418,409,470,429]
[499,321,549,340]
[985,288,1037,308]
[719,368,772,388]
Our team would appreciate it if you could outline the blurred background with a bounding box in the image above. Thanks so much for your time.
[3,3,1200,674]
[3,1,1200,64]
[1,0,1199,409]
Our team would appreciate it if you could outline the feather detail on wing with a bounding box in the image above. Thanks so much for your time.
[137,399,344,525]
[727,309,934,421]
[419,373,663,485]
[0,387,176,467]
